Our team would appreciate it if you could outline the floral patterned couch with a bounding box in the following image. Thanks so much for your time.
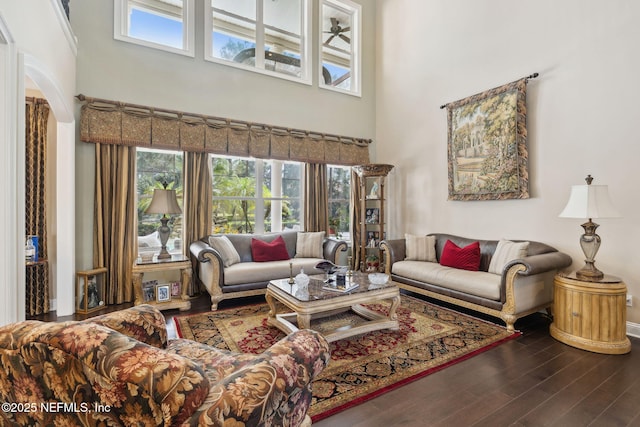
[0,304,330,426]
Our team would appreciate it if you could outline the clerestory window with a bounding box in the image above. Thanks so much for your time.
[320,0,361,96]
[114,0,195,56]
[205,0,311,84]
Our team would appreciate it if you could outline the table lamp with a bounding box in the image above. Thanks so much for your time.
[558,175,620,281]
[145,188,182,260]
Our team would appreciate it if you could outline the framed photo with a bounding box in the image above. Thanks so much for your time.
[171,281,181,297]
[142,284,155,302]
[445,78,529,201]
[156,284,171,303]
[365,208,379,224]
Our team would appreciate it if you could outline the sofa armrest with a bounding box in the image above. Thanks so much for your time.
[380,239,406,274]
[190,240,223,265]
[0,321,210,426]
[187,329,330,426]
[499,251,572,313]
[505,252,572,276]
[323,237,348,263]
[190,240,224,297]
[86,304,168,348]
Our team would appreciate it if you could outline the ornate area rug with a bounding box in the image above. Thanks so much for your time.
[173,295,519,422]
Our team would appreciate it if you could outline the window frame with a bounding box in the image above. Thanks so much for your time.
[204,0,312,86]
[319,0,361,97]
[114,0,195,57]
[210,155,305,234]
[135,147,185,254]
[327,164,352,239]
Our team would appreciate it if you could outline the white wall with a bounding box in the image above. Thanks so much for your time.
[72,0,377,271]
[376,0,640,323]
[0,0,76,322]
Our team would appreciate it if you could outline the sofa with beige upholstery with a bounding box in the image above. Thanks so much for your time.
[380,233,572,331]
[190,230,347,310]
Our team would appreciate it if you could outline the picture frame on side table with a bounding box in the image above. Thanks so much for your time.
[156,284,171,303]
[171,281,181,297]
[445,77,530,201]
[142,282,156,302]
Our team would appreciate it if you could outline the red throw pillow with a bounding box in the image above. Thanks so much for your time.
[251,236,290,262]
[440,240,481,271]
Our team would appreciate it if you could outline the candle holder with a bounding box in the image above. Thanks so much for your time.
[288,262,295,284]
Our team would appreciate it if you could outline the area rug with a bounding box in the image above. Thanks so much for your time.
[173,295,519,422]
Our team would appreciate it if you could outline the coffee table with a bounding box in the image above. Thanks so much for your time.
[266,272,400,342]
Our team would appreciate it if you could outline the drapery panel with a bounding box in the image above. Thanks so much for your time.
[78,95,371,166]
[183,151,212,295]
[25,98,50,316]
[94,143,137,305]
[304,163,328,233]
[350,170,363,271]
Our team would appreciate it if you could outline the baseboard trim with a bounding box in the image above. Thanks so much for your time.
[627,321,640,339]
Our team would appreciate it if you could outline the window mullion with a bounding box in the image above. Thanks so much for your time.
[255,0,265,68]
[271,160,283,232]
[255,159,265,233]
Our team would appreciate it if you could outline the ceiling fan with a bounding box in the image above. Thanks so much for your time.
[324,17,350,46]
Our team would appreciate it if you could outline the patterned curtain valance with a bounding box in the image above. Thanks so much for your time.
[78,95,371,166]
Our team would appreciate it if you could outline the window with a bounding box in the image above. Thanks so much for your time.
[206,0,311,84]
[211,155,303,234]
[320,0,361,96]
[136,148,184,252]
[327,165,351,239]
[114,0,195,56]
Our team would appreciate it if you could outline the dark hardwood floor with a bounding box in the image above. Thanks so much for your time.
[32,292,640,427]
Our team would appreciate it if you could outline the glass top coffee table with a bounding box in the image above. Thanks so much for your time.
[266,272,400,342]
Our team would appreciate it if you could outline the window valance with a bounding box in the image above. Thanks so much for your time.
[78,95,371,166]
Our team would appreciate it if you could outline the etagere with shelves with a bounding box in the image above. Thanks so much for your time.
[353,164,394,272]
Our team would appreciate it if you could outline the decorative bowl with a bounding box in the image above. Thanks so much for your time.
[368,273,389,285]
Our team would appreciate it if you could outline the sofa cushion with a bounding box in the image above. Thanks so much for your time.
[488,240,530,274]
[209,235,241,267]
[295,231,325,258]
[251,235,290,262]
[440,240,481,271]
[223,259,324,286]
[405,234,437,262]
[225,231,298,262]
[392,260,501,300]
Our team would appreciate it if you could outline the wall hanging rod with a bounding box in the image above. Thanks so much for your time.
[439,72,539,109]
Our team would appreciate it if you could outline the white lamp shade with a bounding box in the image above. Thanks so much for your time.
[559,184,621,219]
[145,189,182,215]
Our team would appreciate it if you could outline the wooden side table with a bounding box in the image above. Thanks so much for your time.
[132,254,192,311]
[550,271,630,354]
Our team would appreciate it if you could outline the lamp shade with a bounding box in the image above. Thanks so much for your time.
[558,184,620,219]
[145,189,182,215]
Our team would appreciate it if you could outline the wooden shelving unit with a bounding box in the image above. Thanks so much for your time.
[353,164,394,272]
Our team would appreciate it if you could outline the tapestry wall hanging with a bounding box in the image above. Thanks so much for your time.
[443,74,537,201]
